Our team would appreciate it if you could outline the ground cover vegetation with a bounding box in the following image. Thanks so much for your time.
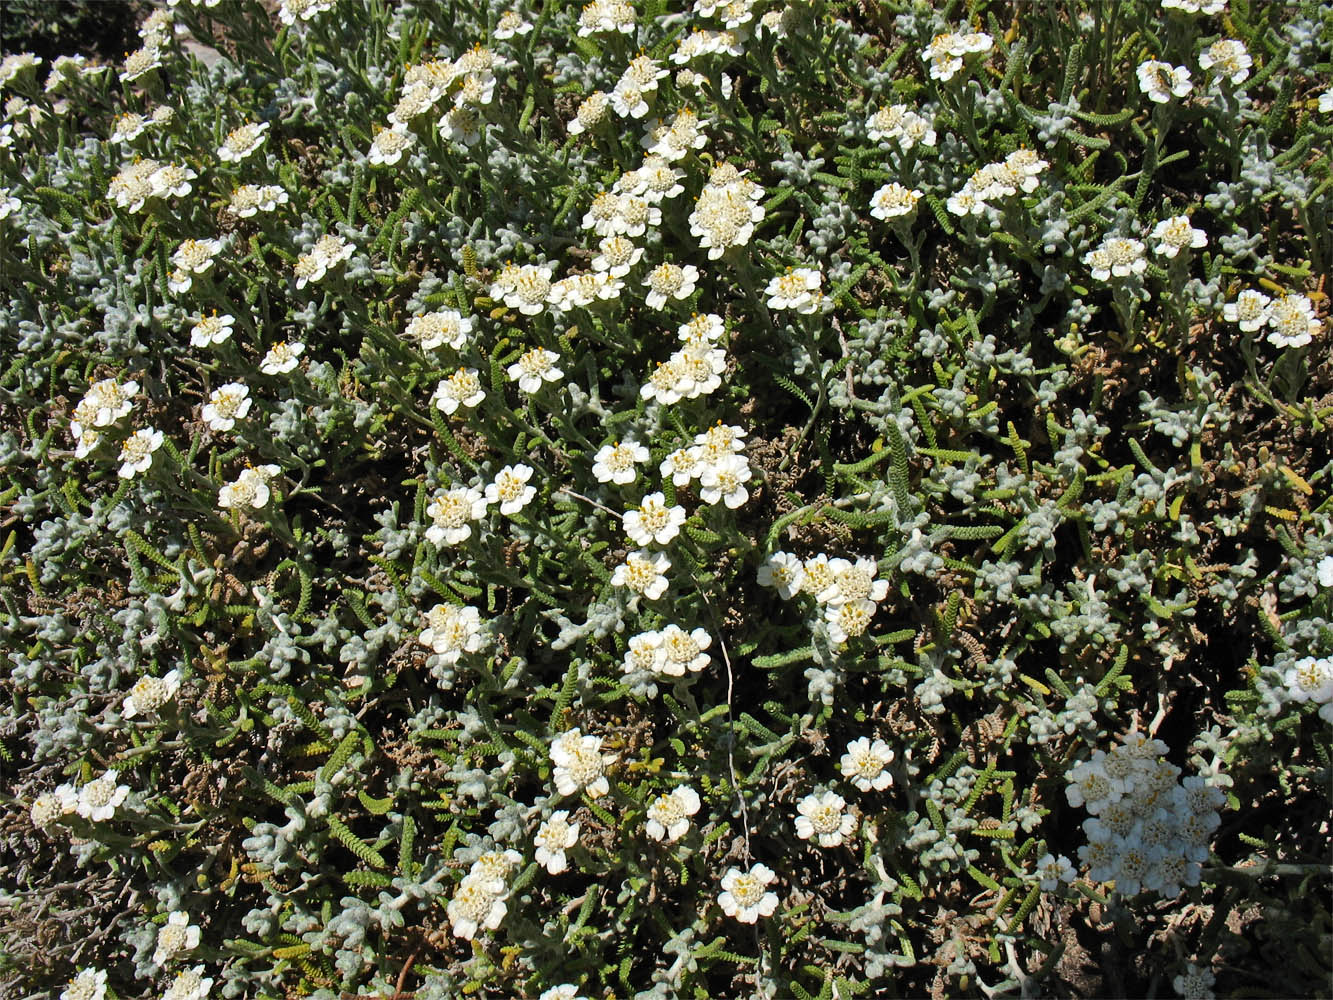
[1,0,1332,997]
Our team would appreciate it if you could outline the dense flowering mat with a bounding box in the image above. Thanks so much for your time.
[1,0,1331,997]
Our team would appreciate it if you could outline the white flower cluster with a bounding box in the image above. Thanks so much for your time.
[107,158,198,213]
[1066,731,1225,896]
[123,669,182,719]
[794,789,856,847]
[550,728,616,798]
[419,603,487,663]
[152,910,202,967]
[921,29,993,83]
[640,313,727,405]
[1137,60,1193,103]
[69,376,138,460]
[688,161,765,259]
[765,267,826,314]
[717,862,779,923]
[1083,235,1147,282]
[946,149,1048,217]
[534,810,580,874]
[1280,654,1333,725]
[865,103,937,149]
[666,421,754,509]
[293,233,355,289]
[447,848,522,939]
[644,785,701,842]
[218,464,281,511]
[31,771,132,827]
[622,623,713,679]
[577,0,636,37]
[758,552,891,644]
[1221,289,1323,349]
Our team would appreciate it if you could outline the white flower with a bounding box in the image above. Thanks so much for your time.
[1283,656,1333,705]
[368,123,416,166]
[1172,962,1216,1000]
[1083,236,1147,281]
[644,262,699,309]
[217,121,269,163]
[507,347,563,392]
[817,557,890,606]
[60,969,108,1000]
[153,911,202,966]
[407,309,473,351]
[218,465,280,510]
[592,439,649,485]
[539,987,588,1000]
[795,790,856,847]
[76,771,131,822]
[765,267,824,313]
[123,669,182,719]
[718,864,779,923]
[119,428,165,479]
[226,183,289,218]
[0,52,41,85]
[1035,852,1076,891]
[278,0,335,25]
[550,729,615,798]
[486,464,537,515]
[1321,88,1333,114]
[611,80,651,119]
[150,162,197,199]
[611,549,671,600]
[1150,215,1207,258]
[534,810,579,874]
[840,737,894,792]
[439,106,481,146]
[433,368,486,415]
[121,44,162,83]
[201,382,251,432]
[623,629,662,679]
[172,238,223,276]
[623,492,686,546]
[1137,60,1193,103]
[494,9,533,38]
[81,377,139,427]
[447,881,508,940]
[425,486,488,545]
[1199,38,1251,85]
[825,598,877,644]
[698,454,752,509]
[870,182,923,221]
[1065,759,1124,814]
[567,90,609,135]
[294,235,354,289]
[757,552,805,599]
[162,965,214,1000]
[645,786,701,842]
[30,784,77,828]
[461,848,523,895]
[1265,293,1322,349]
[1317,555,1333,588]
[419,603,486,663]
[259,340,304,374]
[592,236,644,277]
[1221,289,1270,332]
[1161,0,1225,13]
[110,112,148,143]
[656,624,712,676]
[496,263,555,316]
[678,312,725,344]
[660,446,700,487]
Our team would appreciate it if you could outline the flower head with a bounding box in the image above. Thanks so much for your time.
[118,427,165,479]
[425,486,488,545]
[507,347,563,392]
[486,464,537,515]
[550,728,615,798]
[419,603,486,663]
[534,810,580,874]
[433,368,486,415]
[76,771,131,822]
[1150,216,1207,258]
[201,382,251,432]
[123,669,182,719]
[795,790,856,847]
[153,910,202,966]
[645,785,701,842]
[623,492,686,546]
[593,439,649,484]
[1137,60,1193,102]
[259,340,304,374]
[718,863,779,923]
[218,464,280,510]
[217,121,269,163]
[611,549,671,600]
[840,737,894,792]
